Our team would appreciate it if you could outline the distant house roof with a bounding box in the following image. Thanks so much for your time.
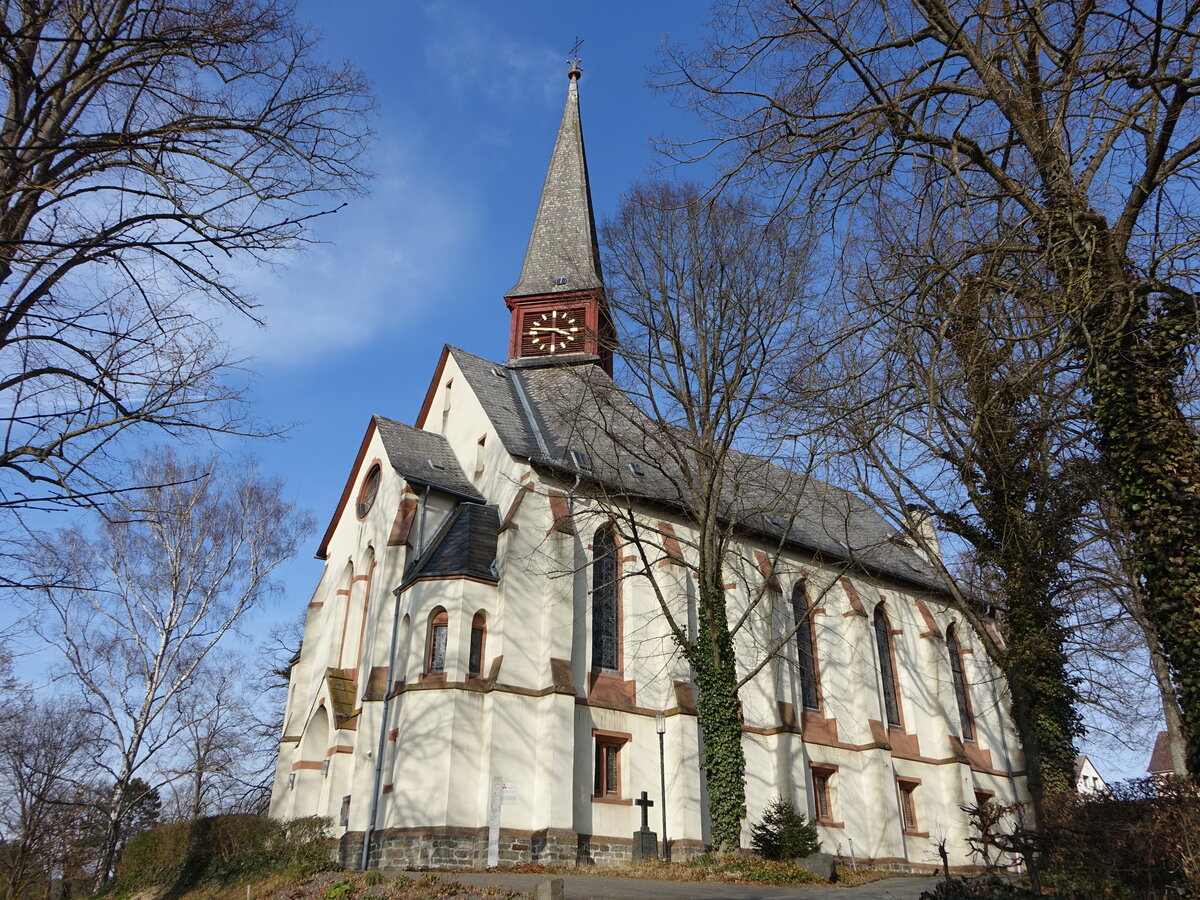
[403,502,500,586]
[1148,731,1174,774]
[447,344,942,594]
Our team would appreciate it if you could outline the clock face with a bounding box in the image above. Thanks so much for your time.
[526,309,584,354]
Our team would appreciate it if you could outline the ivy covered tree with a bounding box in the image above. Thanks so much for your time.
[664,0,1200,779]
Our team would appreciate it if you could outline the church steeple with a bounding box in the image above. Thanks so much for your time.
[506,62,612,373]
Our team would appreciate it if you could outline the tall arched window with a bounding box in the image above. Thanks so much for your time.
[468,612,487,678]
[791,582,820,711]
[873,605,902,727]
[426,608,448,675]
[592,529,619,672]
[947,625,975,741]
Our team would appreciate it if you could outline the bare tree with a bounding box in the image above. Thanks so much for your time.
[0,0,372,524]
[159,660,270,821]
[0,669,96,900]
[664,0,1200,776]
[541,181,824,850]
[808,238,1089,809]
[27,448,314,886]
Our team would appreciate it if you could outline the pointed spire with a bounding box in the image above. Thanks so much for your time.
[507,63,603,298]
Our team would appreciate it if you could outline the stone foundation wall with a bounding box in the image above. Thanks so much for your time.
[339,826,710,871]
[341,828,965,874]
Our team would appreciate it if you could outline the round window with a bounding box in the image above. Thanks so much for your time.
[356,465,381,518]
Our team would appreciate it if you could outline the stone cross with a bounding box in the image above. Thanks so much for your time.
[635,790,655,830]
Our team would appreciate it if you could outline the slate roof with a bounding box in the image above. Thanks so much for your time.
[507,74,603,299]
[448,345,943,593]
[405,502,500,585]
[374,415,483,502]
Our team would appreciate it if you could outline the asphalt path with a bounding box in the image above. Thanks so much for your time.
[435,871,941,900]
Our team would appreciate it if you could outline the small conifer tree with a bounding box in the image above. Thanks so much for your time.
[750,797,821,860]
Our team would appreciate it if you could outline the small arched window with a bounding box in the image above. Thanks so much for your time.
[873,605,902,727]
[468,612,487,678]
[591,529,619,672]
[947,625,975,741]
[791,582,820,711]
[427,608,448,675]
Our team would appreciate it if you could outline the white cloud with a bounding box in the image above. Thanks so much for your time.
[211,132,479,366]
[421,1,561,107]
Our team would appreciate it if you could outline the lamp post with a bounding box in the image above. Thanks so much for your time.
[656,711,668,860]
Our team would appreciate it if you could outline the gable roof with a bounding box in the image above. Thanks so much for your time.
[316,415,482,559]
[403,502,500,586]
[448,344,942,592]
[507,74,603,299]
[373,415,482,501]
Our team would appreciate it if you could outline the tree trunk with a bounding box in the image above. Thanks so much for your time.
[693,583,745,852]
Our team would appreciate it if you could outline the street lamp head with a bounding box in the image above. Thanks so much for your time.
[656,711,666,734]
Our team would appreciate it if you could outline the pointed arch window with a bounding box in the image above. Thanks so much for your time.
[947,625,975,741]
[591,529,619,672]
[426,608,448,675]
[873,605,902,727]
[791,582,821,711]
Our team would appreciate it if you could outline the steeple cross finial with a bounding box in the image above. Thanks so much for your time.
[567,37,583,81]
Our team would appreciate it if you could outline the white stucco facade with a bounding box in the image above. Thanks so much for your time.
[268,347,1026,871]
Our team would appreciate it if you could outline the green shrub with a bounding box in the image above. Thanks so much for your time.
[116,814,334,891]
[749,797,820,860]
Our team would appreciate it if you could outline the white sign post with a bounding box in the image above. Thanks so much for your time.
[486,776,503,868]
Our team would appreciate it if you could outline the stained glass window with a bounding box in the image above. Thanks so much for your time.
[428,609,448,674]
[791,583,820,711]
[947,625,975,741]
[812,768,833,821]
[592,530,619,671]
[874,605,902,727]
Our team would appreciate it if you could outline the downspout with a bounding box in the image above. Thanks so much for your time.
[360,483,430,870]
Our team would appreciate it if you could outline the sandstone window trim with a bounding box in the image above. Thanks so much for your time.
[791,581,822,712]
[592,728,632,805]
[947,624,975,742]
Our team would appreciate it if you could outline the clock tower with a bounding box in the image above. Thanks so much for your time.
[505,62,613,374]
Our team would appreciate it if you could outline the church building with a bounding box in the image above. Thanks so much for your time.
[268,64,1027,872]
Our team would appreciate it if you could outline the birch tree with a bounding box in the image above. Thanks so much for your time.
[29,448,313,885]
